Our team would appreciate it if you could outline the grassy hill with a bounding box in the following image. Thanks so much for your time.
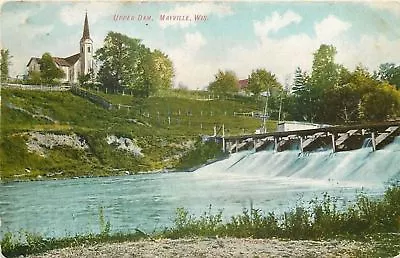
[0,88,277,181]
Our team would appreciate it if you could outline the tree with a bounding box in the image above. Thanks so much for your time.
[208,70,239,95]
[39,52,65,85]
[1,49,12,82]
[27,70,42,85]
[308,44,346,122]
[292,67,309,94]
[134,48,161,97]
[152,49,174,89]
[96,32,144,90]
[310,44,341,90]
[376,63,400,90]
[359,82,400,121]
[96,32,172,97]
[246,69,282,96]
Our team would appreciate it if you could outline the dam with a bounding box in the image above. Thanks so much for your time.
[221,121,400,154]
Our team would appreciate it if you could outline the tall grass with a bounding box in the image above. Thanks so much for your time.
[162,185,400,240]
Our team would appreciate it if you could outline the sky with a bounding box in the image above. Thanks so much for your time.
[1,1,400,90]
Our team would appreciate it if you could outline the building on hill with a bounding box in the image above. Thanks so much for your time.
[26,13,94,84]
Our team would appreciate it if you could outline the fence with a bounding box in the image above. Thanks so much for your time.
[1,83,71,91]
[70,86,113,110]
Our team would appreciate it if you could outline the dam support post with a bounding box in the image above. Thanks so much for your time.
[235,140,239,153]
[299,136,304,154]
[222,124,226,152]
[331,133,336,153]
[371,132,376,152]
[274,137,278,152]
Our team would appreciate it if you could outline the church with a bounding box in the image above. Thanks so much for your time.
[26,13,94,84]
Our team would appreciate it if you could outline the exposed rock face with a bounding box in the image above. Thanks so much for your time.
[106,135,144,157]
[26,132,89,157]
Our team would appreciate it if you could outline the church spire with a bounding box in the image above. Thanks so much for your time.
[81,12,91,42]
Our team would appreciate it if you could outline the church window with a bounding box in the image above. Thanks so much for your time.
[88,46,91,53]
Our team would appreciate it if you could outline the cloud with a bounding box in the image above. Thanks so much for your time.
[367,2,400,17]
[167,11,400,90]
[182,32,207,52]
[254,10,302,38]
[314,15,351,43]
[159,2,234,28]
[167,32,211,88]
[59,3,118,26]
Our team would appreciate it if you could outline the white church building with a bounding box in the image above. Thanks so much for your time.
[26,13,94,84]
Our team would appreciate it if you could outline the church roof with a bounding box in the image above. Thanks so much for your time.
[64,53,81,65]
[26,57,41,67]
[80,12,91,42]
[27,53,80,67]
[53,57,71,67]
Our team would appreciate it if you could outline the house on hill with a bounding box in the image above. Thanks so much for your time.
[238,79,248,90]
[26,13,94,84]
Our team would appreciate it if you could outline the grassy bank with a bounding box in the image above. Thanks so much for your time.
[1,88,275,180]
[2,186,399,257]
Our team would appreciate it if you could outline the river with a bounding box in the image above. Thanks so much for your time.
[1,137,399,238]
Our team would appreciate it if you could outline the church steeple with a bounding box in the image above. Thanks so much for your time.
[80,12,91,43]
[80,12,93,77]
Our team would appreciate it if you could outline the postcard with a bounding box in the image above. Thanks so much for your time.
[1,1,400,257]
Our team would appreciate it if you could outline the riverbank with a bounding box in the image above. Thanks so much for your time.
[1,88,270,181]
[23,237,371,258]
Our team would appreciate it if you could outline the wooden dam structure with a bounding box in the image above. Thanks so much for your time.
[218,121,400,154]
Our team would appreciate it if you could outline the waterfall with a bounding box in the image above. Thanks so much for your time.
[196,137,400,186]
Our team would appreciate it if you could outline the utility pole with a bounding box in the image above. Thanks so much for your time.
[262,89,270,133]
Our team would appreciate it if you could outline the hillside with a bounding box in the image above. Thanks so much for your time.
[0,88,276,181]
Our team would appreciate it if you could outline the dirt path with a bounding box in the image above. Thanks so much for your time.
[26,237,371,258]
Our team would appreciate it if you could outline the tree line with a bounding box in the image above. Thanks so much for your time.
[206,44,400,123]
[1,39,399,123]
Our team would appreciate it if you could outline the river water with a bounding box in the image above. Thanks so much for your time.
[1,137,399,238]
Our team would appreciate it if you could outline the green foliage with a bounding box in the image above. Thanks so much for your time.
[164,185,400,240]
[152,49,175,90]
[26,70,42,85]
[99,206,111,236]
[288,45,400,123]
[376,63,400,90]
[95,32,174,97]
[359,82,400,121]
[246,69,282,96]
[39,52,65,85]
[96,32,145,89]
[0,48,12,82]
[176,139,226,170]
[208,70,239,96]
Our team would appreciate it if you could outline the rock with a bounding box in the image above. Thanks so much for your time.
[106,135,144,157]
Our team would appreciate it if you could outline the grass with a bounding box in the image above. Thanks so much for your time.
[2,185,400,257]
[1,88,276,180]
